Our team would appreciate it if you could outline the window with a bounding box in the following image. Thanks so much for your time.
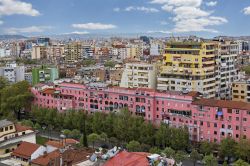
[0,128,3,132]
[222,124,225,128]
[227,109,232,113]
[5,127,8,131]
[10,126,13,130]
[236,134,239,138]
[236,117,239,121]
[235,110,239,114]
[200,121,203,126]
[214,123,217,128]
[236,126,239,130]
[221,132,225,136]
[214,131,217,135]
[243,118,247,122]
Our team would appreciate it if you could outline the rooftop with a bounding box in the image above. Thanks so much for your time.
[192,98,250,110]
[104,151,150,166]
[12,141,40,160]
[31,150,60,166]
[0,119,13,129]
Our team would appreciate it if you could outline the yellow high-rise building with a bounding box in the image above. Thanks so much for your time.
[157,41,219,98]
[65,42,82,63]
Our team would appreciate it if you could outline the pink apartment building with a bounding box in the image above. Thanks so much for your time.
[31,83,250,143]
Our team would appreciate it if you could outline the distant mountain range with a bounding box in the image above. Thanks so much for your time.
[0,35,27,40]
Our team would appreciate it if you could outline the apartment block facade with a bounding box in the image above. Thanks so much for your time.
[158,41,219,98]
[32,83,250,143]
[232,80,250,103]
[217,40,238,99]
[120,63,157,89]
[65,42,83,63]
[32,67,59,85]
[0,62,25,83]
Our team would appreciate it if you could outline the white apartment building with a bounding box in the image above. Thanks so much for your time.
[0,62,25,83]
[218,40,238,99]
[120,62,157,89]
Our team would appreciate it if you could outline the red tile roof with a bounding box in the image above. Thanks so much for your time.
[31,150,60,166]
[62,148,94,165]
[104,151,150,166]
[46,139,79,149]
[12,141,40,160]
[192,98,250,110]
[15,124,33,132]
[42,88,55,95]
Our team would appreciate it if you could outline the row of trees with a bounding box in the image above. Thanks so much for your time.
[30,107,190,151]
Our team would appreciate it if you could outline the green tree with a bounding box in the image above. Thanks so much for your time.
[100,132,108,142]
[175,151,187,164]
[88,133,100,148]
[219,138,236,160]
[140,143,151,152]
[62,129,71,138]
[70,129,81,139]
[21,120,34,127]
[163,147,175,158]
[235,139,250,162]
[0,76,8,90]
[200,141,215,155]
[203,154,218,166]
[233,159,250,166]
[222,161,228,166]
[155,123,170,148]
[126,140,141,152]
[82,59,96,67]
[1,81,33,119]
[190,149,201,166]
[149,147,162,154]
[104,61,116,68]
[171,127,189,151]
[76,111,88,147]
[109,137,118,147]
[34,123,41,130]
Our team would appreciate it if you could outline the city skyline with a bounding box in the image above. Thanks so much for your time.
[1,0,250,37]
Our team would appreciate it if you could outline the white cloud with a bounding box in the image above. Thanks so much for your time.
[150,0,227,33]
[72,23,117,30]
[161,5,173,12]
[160,21,168,25]
[0,0,40,16]
[243,6,250,15]
[125,6,159,13]
[147,30,171,34]
[206,1,217,7]
[151,0,202,7]
[5,26,52,34]
[64,31,90,35]
[113,7,120,12]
